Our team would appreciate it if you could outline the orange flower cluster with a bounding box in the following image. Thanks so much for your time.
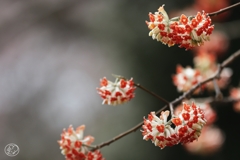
[146,5,214,50]
[58,125,105,160]
[97,77,135,105]
[142,102,206,149]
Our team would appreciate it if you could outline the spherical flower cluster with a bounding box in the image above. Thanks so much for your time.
[146,5,214,50]
[172,65,203,93]
[175,101,216,126]
[230,87,240,112]
[172,102,207,144]
[174,101,224,155]
[97,77,135,105]
[58,125,104,160]
[142,102,206,149]
[142,111,178,149]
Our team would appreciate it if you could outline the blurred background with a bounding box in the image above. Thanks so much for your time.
[0,0,240,159]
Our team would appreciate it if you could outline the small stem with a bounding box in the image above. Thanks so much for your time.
[211,98,240,106]
[213,79,223,100]
[166,119,173,126]
[82,144,95,149]
[193,97,240,104]
[112,75,170,105]
[208,2,240,17]
[221,50,240,67]
[135,83,170,105]
[169,103,175,118]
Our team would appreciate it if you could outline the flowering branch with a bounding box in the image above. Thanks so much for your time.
[174,49,240,103]
[58,2,240,158]
[208,2,240,17]
[90,49,240,151]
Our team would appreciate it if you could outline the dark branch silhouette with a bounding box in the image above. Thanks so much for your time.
[208,2,240,17]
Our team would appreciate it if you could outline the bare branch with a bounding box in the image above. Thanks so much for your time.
[208,2,240,17]
[135,83,170,105]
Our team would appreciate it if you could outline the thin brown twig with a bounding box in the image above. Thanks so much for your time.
[192,97,240,105]
[208,2,240,17]
[89,105,169,151]
[112,74,170,105]
[90,49,240,151]
[134,83,170,105]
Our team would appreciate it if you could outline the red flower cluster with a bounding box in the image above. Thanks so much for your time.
[142,110,178,149]
[172,102,207,144]
[172,65,203,93]
[142,102,206,149]
[146,5,214,50]
[58,125,105,160]
[97,77,135,105]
